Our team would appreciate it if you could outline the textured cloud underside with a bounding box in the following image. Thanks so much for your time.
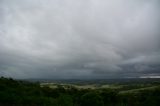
[0,0,160,79]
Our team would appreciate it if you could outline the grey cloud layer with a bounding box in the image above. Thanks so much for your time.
[0,0,160,78]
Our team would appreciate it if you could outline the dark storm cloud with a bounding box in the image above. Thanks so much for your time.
[0,0,160,79]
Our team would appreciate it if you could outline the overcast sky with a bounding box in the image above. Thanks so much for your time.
[0,0,160,79]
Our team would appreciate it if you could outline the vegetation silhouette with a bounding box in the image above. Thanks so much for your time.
[0,77,160,106]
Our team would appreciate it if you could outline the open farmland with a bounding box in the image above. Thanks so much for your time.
[40,78,160,93]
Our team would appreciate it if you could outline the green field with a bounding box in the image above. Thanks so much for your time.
[40,81,160,92]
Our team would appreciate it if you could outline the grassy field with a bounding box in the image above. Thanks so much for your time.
[119,85,160,94]
[40,80,160,92]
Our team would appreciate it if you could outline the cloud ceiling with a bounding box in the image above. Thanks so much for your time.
[0,0,160,79]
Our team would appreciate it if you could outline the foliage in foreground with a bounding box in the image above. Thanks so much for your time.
[0,77,160,106]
